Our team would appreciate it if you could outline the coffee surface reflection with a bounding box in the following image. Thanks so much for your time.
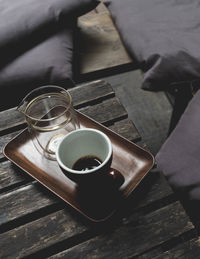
[72,155,102,171]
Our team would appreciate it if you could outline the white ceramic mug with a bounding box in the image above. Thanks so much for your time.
[56,128,113,185]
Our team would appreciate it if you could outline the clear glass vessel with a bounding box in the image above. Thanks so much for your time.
[17,85,80,160]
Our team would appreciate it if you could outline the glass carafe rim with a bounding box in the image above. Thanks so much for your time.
[17,85,72,122]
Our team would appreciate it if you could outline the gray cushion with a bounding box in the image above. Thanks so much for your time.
[105,0,200,91]
[0,0,99,108]
[0,0,99,66]
[0,28,75,108]
[156,90,200,201]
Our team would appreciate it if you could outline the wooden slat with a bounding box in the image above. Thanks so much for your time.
[0,171,173,230]
[109,119,141,142]
[0,160,31,191]
[80,97,127,125]
[70,80,115,109]
[48,202,194,259]
[136,237,200,258]
[153,238,200,258]
[0,80,115,133]
[0,182,58,228]
[0,209,87,259]
[0,108,24,134]
[0,130,21,160]
[0,201,194,259]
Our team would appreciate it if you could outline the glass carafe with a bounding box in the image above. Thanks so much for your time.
[17,85,80,160]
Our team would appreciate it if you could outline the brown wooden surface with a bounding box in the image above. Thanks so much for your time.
[78,12,132,74]
[0,80,198,258]
[48,202,193,259]
[76,3,135,82]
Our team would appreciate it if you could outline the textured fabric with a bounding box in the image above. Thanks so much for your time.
[0,0,99,67]
[0,28,75,105]
[0,0,99,107]
[105,0,200,91]
[156,90,200,200]
[0,0,99,66]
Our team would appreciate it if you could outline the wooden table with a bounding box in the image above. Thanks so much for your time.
[1,80,200,258]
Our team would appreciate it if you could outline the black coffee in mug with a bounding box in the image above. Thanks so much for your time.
[72,155,102,171]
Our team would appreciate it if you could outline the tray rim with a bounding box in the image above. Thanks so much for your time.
[3,111,155,222]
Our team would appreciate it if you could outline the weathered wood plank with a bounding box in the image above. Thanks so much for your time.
[109,119,141,142]
[0,130,21,160]
[0,80,115,132]
[78,12,132,75]
[0,182,58,227]
[0,108,24,134]
[0,160,31,191]
[48,202,194,259]
[0,171,173,229]
[154,238,200,259]
[71,80,115,109]
[0,201,193,259]
[0,209,87,259]
[137,237,200,258]
[80,97,128,125]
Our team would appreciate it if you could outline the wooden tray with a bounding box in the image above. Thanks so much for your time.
[3,111,154,222]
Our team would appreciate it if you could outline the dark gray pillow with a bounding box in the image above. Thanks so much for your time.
[0,0,99,108]
[105,0,200,91]
[0,28,75,108]
[1,0,99,67]
[156,90,200,201]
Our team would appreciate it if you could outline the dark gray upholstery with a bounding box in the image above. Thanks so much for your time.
[0,28,74,91]
[0,0,99,63]
[105,0,200,91]
[156,90,200,201]
[0,0,99,107]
